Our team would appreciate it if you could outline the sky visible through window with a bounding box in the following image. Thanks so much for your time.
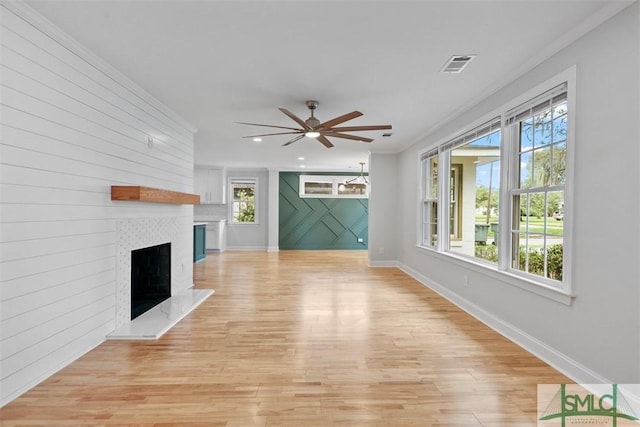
[471,130,501,187]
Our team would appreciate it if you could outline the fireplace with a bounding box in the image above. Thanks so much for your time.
[110,218,213,340]
[131,242,171,320]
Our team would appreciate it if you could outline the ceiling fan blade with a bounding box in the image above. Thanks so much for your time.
[328,125,392,132]
[323,132,373,143]
[318,111,363,130]
[279,108,311,130]
[242,131,303,138]
[235,121,302,131]
[282,134,305,147]
[317,135,334,148]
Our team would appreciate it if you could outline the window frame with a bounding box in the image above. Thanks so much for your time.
[228,177,258,225]
[422,117,502,262]
[417,67,576,301]
[504,87,568,287]
[420,149,439,249]
[299,174,369,199]
[444,119,501,261]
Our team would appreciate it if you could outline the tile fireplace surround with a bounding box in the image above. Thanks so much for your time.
[110,217,212,339]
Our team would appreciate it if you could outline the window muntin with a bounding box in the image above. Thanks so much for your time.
[230,179,257,224]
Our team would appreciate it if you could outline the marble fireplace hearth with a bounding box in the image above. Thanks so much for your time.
[108,288,213,340]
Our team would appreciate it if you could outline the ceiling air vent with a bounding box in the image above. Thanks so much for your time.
[440,55,476,74]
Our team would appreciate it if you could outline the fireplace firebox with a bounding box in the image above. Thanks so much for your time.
[131,242,171,320]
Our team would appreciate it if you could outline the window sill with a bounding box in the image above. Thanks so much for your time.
[300,195,369,199]
[416,245,575,305]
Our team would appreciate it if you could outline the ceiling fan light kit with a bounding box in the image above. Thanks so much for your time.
[238,100,392,148]
[345,162,369,185]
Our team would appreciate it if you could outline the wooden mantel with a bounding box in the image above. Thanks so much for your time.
[111,186,200,205]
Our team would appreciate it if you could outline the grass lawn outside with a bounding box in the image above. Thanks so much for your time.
[475,215,564,237]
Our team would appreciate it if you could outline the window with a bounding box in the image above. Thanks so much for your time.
[338,182,367,196]
[299,175,369,198]
[304,180,333,195]
[420,150,438,248]
[506,83,567,282]
[230,179,257,224]
[419,75,572,293]
[448,124,501,263]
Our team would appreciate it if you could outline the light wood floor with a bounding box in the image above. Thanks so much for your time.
[1,250,569,426]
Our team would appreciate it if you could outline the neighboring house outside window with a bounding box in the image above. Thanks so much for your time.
[418,75,572,296]
[446,120,501,263]
[230,178,257,224]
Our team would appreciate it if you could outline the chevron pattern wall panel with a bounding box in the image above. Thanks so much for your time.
[279,172,368,250]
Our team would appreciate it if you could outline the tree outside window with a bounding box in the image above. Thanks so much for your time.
[512,100,566,281]
[231,180,256,224]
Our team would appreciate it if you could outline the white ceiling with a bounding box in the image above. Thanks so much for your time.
[26,0,632,172]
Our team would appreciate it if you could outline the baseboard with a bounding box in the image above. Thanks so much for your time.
[396,262,617,387]
[267,246,280,252]
[225,246,268,251]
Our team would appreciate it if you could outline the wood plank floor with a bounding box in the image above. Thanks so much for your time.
[1,250,570,426]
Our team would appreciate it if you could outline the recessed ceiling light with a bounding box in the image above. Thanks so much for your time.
[298,157,305,161]
[253,137,262,142]
[300,165,305,168]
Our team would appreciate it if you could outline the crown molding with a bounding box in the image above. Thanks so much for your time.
[407,0,636,150]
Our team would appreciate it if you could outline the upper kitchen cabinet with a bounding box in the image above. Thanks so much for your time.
[194,167,227,204]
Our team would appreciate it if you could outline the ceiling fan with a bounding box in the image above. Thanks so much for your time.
[237,100,392,148]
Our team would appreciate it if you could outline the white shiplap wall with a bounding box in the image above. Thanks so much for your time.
[0,3,197,406]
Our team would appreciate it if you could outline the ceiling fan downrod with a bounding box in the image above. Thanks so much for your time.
[306,100,319,114]
[304,100,320,132]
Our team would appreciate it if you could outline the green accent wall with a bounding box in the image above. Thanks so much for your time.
[279,172,368,250]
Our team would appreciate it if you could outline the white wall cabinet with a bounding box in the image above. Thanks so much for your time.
[194,167,226,204]
[194,168,210,203]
